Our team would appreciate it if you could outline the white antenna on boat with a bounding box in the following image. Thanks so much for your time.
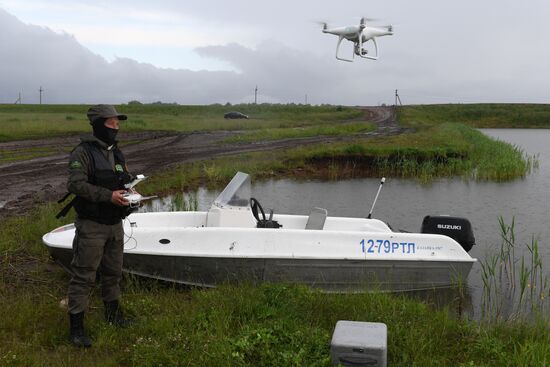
[367,177,386,219]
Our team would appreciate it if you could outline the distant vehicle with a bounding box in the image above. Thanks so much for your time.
[224,111,249,119]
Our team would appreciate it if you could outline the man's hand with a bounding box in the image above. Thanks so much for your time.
[111,190,130,206]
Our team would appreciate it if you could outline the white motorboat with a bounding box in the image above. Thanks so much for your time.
[43,172,477,292]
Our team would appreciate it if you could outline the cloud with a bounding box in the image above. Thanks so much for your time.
[0,9,244,104]
[0,8,395,105]
[1,4,549,106]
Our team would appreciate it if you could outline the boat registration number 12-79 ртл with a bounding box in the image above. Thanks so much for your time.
[360,239,416,254]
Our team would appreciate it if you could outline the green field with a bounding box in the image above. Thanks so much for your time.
[2,103,549,143]
[0,103,539,181]
[399,103,550,128]
[1,204,549,366]
[223,121,375,143]
[0,104,363,141]
[1,103,549,365]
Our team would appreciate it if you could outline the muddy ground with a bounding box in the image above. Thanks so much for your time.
[0,107,407,219]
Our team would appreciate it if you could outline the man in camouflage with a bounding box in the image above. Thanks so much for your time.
[67,104,134,347]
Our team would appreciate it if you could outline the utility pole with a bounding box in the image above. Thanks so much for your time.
[394,89,402,106]
[14,92,21,104]
[39,86,44,104]
[254,85,258,104]
[305,94,308,105]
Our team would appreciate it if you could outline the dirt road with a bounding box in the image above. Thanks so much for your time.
[0,107,406,218]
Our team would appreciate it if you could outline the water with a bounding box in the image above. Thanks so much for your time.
[144,129,550,320]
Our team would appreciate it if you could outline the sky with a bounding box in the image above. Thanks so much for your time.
[0,0,549,105]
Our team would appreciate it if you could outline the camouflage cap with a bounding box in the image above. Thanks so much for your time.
[87,104,128,124]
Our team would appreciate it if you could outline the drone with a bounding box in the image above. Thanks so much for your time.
[123,174,157,207]
[321,17,393,62]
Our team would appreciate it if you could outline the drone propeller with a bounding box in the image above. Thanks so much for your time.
[314,20,328,31]
[376,24,393,32]
[360,17,378,26]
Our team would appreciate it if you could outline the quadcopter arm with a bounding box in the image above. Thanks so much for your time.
[335,36,354,62]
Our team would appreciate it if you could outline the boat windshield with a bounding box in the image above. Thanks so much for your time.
[213,172,251,208]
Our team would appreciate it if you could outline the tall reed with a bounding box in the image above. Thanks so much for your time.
[170,192,198,212]
[480,217,549,323]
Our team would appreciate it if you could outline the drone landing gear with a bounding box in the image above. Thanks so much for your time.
[335,36,354,62]
[356,38,379,60]
[336,37,379,62]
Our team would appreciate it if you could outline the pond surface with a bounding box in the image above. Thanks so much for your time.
[145,129,550,320]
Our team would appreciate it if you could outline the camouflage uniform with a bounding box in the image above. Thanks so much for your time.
[67,135,131,314]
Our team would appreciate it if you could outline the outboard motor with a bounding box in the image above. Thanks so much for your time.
[420,215,476,252]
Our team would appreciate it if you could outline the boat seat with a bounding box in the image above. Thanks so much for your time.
[305,207,327,230]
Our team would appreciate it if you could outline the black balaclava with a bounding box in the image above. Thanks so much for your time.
[92,118,118,146]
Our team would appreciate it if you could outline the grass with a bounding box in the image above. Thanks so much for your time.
[288,123,536,182]
[0,103,538,182]
[169,192,198,212]
[1,203,550,366]
[223,122,376,143]
[2,206,550,367]
[2,282,549,367]
[0,146,71,164]
[399,104,550,128]
[0,104,363,141]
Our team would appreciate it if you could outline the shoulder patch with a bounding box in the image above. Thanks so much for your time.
[115,164,124,172]
[69,160,82,169]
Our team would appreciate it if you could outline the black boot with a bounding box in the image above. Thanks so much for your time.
[104,299,134,327]
[69,312,92,347]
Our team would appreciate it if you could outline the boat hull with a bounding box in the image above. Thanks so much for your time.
[47,246,473,292]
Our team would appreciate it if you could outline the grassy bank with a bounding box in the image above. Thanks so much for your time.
[399,104,550,128]
[134,123,535,197]
[2,283,550,366]
[0,103,538,182]
[0,104,362,141]
[287,123,536,182]
[1,205,549,366]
